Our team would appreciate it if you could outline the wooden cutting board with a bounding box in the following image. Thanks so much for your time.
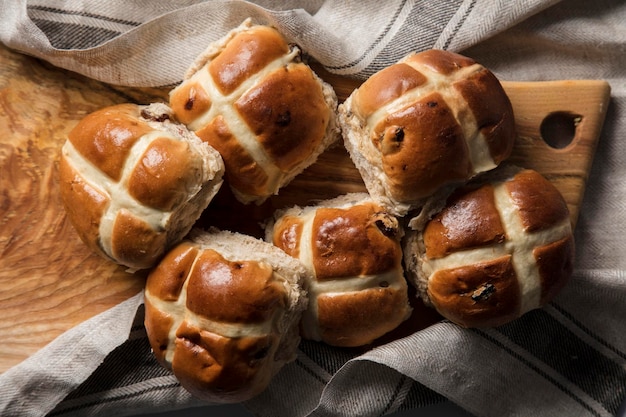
[0,44,611,373]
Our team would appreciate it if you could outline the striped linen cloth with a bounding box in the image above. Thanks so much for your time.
[0,1,625,416]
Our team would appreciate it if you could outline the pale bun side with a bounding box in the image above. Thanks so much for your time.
[339,103,411,213]
[144,227,309,403]
[266,193,412,347]
[169,18,340,205]
[403,165,574,328]
[59,102,224,271]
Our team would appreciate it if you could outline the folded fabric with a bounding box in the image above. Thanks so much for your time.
[0,0,558,86]
[0,1,625,416]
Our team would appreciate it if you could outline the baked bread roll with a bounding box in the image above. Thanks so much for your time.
[59,103,224,271]
[144,228,308,403]
[403,167,574,328]
[169,19,340,205]
[266,193,412,347]
[338,49,516,216]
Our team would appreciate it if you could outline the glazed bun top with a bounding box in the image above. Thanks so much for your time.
[405,167,574,328]
[59,103,224,270]
[143,228,308,403]
[170,19,339,205]
[340,49,516,216]
[267,193,412,347]
[270,194,405,281]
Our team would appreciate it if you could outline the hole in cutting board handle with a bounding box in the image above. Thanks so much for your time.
[540,111,583,149]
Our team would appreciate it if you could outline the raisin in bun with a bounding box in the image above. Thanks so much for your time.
[266,193,412,347]
[403,167,574,328]
[169,18,340,205]
[59,103,224,271]
[338,49,516,216]
[144,228,308,403]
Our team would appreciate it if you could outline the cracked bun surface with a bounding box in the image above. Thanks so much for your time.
[266,193,412,347]
[143,228,308,403]
[403,167,574,328]
[59,103,224,270]
[338,49,516,216]
[169,19,340,205]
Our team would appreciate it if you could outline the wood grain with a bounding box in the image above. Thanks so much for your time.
[0,45,611,373]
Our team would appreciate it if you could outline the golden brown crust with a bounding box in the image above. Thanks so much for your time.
[409,167,574,328]
[268,194,411,347]
[145,242,198,301]
[371,91,471,201]
[453,69,515,164]
[67,103,152,181]
[169,22,339,204]
[352,62,427,119]
[169,81,212,126]
[311,204,402,279]
[144,297,175,365]
[195,115,269,196]
[143,229,306,403]
[172,321,277,402]
[235,64,330,172]
[185,249,286,323]
[316,286,411,347]
[110,210,167,269]
[405,49,476,74]
[59,103,224,270]
[58,156,108,258]
[423,184,505,259]
[339,49,516,214]
[208,26,289,95]
[127,137,203,211]
[271,216,303,259]
[506,169,570,232]
[535,235,575,305]
[427,256,521,328]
